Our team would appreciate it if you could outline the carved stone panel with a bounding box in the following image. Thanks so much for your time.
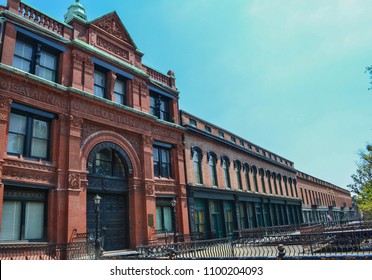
[145,181,155,196]
[67,172,81,190]
[2,159,56,186]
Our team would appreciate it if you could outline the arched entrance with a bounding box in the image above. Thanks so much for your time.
[86,142,133,251]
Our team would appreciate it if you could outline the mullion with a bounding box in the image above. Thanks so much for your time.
[23,117,33,157]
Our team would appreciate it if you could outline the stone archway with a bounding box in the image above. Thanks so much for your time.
[86,141,133,251]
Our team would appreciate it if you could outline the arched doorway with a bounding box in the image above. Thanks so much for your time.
[86,142,133,251]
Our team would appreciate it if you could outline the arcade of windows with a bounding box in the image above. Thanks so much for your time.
[190,146,299,198]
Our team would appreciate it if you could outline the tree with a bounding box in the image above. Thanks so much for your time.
[365,66,372,90]
[348,144,372,219]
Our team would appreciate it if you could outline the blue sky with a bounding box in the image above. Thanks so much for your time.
[3,0,372,190]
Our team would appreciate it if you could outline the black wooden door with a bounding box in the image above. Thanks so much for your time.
[87,193,129,251]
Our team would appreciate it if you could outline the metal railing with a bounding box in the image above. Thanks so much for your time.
[137,223,372,260]
[0,241,95,260]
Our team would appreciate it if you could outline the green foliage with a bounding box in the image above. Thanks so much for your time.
[365,66,372,90]
[348,144,372,218]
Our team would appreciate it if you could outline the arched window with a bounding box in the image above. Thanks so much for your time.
[288,177,293,197]
[293,179,298,198]
[93,148,126,178]
[251,165,258,192]
[207,151,218,187]
[234,160,243,190]
[266,170,272,194]
[259,168,266,193]
[191,146,203,184]
[277,174,283,195]
[272,172,278,195]
[243,163,251,191]
[221,156,231,189]
[283,176,289,196]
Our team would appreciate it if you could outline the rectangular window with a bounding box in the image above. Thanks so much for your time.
[0,188,46,241]
[205,125,212,133]
[13,38,59,82]
[231,136,236,143]
[7,107,52,160]
[189,118,197,127]
[194,199,206,233]
[156,206,173,232]
[94,68,107,98]
[114,78,126,105]
[240,140,244,147]
[150,91,172,122]
[224,202,235,236]
[218,130,224,138]
[239,202,247,229]
[153,145,172,178]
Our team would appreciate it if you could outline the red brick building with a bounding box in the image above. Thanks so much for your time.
[181,111,354,235]
[0,0,189,250]
[181,111,302,236]
[297,171,354,223]
[0,0,354,251]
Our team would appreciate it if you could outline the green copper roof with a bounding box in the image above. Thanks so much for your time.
[64,0,87,24]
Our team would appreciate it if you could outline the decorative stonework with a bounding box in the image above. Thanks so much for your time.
[177,144,184,156]
[142,135,153,146]
[80,173,88,190]
[2,159,56,185]
[72,49,93,66]
[0,112,7,121]
[2,166,56,185]
[96,36,129,60]
[0,96,12,122]
[154,180,177,194]
[70,115,83,128]
[179,185,187,197]
[81,122,104,145]
[155,185,174,194]
[94,16,128,42]
[0,78,68,110]
[0,160,4,179]
[4,159,55,172]
[0,96,12,109]
[68,172,81,190]
[145,182,154,195]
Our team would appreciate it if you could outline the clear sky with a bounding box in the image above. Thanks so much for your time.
[3,0,372,190]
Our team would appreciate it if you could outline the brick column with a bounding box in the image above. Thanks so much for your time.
[141,135,156,244]
[128,178,144,248]
[0,96,12,230]
[175,144,189,236]
[65,115,86,242]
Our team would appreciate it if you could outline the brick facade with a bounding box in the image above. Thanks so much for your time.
[0,0,354,250]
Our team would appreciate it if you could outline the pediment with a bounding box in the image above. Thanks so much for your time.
[90,12,137,50]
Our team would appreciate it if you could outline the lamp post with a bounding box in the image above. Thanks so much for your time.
[93,194,102,260]
[171,197,178,243]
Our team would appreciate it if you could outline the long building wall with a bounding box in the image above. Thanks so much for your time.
[297,172,353,223]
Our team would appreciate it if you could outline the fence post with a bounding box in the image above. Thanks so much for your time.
[277,244,286,259]
[231,238,235,257]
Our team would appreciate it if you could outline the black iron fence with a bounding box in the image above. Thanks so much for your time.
[137,223,372,260]
[0,241,95,260]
